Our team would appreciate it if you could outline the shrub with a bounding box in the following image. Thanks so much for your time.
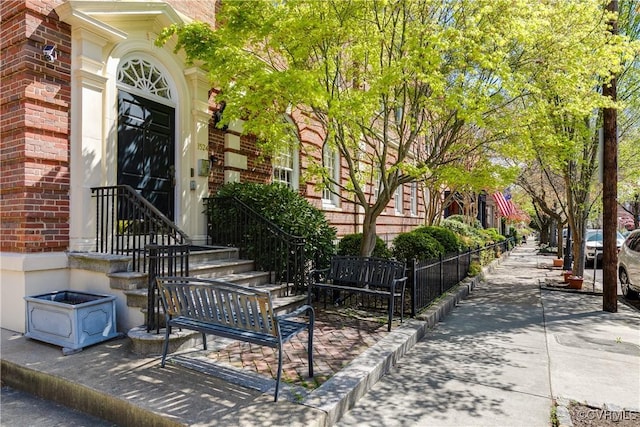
[337,233,392,258]
[468,261,482,276]
[484,227,506,243]
[211,182,337,267]
[414,226,462,253]
[392,231,444,262]
[441,218,474,236]
[445,214,482,229]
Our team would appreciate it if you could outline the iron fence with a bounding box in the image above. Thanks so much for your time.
[146,244,190,333]
[92,185,190,272]
[204,196,306,294]
[408,239,514,316]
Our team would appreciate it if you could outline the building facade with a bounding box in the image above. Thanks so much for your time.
[1,0,441,333]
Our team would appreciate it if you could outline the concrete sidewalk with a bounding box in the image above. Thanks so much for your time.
[2,244,639,426]
[337,245,640,426]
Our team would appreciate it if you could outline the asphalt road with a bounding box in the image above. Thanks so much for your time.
[583,264,640,311]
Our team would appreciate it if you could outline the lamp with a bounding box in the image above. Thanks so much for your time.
[209,155,219,169]
[43,45,57,63]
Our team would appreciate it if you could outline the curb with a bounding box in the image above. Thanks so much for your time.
[0,359,182,427]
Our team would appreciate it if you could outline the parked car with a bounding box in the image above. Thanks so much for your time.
[584,229,626,265]
[618,229,640,299]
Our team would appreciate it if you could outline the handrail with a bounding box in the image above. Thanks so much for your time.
[204,195,306,294]
[92,185,191,272]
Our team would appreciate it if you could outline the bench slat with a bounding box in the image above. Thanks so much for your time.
[308,256,407,332]
[156,276,314,402]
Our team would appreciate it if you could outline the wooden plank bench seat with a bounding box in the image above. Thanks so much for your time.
[307,256,407,331]
[156,276,314,401]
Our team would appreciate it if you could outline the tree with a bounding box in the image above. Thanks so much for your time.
[518,158,568,257]
[502,1,634,277]
[156,0,540,255]
[618,0,640,230]
[158,0,634,257]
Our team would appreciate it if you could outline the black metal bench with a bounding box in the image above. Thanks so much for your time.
[156,276,314,402]
[307,256,407,331]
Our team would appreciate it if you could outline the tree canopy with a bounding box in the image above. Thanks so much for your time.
[157,0,636,257]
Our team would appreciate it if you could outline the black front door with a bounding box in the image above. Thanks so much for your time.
[117,91,175,220]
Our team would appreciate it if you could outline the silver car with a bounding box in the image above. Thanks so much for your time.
[585,229,626,265]
[618,229,640,299]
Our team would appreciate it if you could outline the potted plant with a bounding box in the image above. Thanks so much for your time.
[562,270,573,283]
[553,258,564,268]
[567,275,584,289]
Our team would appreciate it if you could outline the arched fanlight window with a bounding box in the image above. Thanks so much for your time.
[117,58,173,101]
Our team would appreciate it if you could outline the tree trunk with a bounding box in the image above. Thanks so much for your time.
[539,220,550,246]
[360,211,378,256]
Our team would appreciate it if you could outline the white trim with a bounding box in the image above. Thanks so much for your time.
[322,144,340,207]
[117,57,175,104]
[410,182,418,216]
[395,184,403,214]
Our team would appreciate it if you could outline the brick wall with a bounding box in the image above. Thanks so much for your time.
[166,0,218,28]
[206,112,424,240]
[0,0,71,253]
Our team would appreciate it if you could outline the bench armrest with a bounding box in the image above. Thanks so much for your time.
[277,304,315,322]
[394,276,408,285]
[308,267,330,282]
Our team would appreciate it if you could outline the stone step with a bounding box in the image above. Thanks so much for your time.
[124,272,276,309]
[187,259,255,279]
[273,294,308,314]
[68,252,130,274]
[108,271,147,290]
[192,270,271,287]
[187,246,239,263]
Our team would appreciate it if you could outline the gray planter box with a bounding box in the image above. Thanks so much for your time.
[25,290,119,354]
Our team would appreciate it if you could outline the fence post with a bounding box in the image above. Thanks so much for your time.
[439,253,444,295]
[456,249,461,284]
[146,244,159,333]
[145,244,190,334]
[410,259,417,318]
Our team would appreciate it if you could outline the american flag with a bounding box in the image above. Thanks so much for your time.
[493,192,514,217]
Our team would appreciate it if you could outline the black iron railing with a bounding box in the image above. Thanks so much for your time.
[408,238,514,316]
[204,196,306,294]
[92,185,190,272]
[146,244,190,333]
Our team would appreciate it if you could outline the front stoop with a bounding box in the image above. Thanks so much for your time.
[69,249,309,356]
[128,327,205,356]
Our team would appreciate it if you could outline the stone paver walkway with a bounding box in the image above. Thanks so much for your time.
[205,309,390,389]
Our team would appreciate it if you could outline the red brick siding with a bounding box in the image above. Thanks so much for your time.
[0,0,71,253]
[165,0,217,28]
[206,114,424,240]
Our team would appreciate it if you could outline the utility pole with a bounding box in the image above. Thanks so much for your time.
[602,0,618,313]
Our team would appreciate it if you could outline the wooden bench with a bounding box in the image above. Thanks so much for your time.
[156,276,314,402]
[307,256,407,331]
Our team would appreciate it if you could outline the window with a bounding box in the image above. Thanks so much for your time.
[410,182,418,216]
[394,184,403,214]
[117,58,173,101]
[273,147,299,190]
[322,144,340,206]
[371,169,380,202]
